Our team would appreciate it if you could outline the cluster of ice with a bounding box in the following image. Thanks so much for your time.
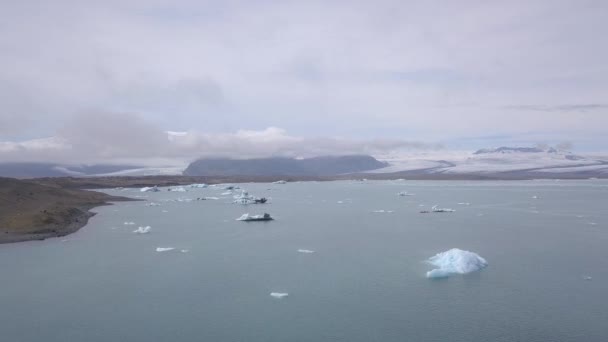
[457,202,471,205]
[297,249,315,254]
[168,187,187,192]
[233,191,266,204]
[123,221,135,225]
[398,191,414,196]
[425,248,488,278]
[272,180,287,184]
[146,202,161,207]
[372,210,394,213]
[133,226,151,234]
[156,247,175,252]
[140,186,160,192]
[189,183,208,188]
[270,292,288,299]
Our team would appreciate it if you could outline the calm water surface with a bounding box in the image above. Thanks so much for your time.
[1,180,607,342]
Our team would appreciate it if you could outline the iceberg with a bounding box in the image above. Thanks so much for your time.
[398,191,414,196]
[156,247,175,252]
[140,186,160,192]
[133,226,151,234]
[425,248,488,278]
[233,190,267,204]
[270,292,288,299]
[432,205,455,213]
[297,249,315,254]
[221,191,233,195]
[168,186,187,192]
[372,210,394,213]
[236,213,274,221]
[123,221,135,225]
[272,180,287,184]
[189,183,208,188]
[146,202,161,206]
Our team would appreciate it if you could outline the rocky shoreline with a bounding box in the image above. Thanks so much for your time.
[0,177,134,244]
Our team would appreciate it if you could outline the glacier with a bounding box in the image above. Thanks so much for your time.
[426,248,488,278]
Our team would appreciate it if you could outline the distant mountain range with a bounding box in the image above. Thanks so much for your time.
[183,155,387,176]
[2,147,607,179]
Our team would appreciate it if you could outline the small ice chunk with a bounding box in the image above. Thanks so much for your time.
[221,191,233,195]
[146,202,161,207]
[180,249,190,253]
[337,200,344,204]
[168,187,187,192]
[532,195,539,199]
[583,276,593,281]
[133,226,151,234]
[457,202,471,205]
[431,205,455,213]
[297,249,315,254]
[189,183,208,188]
[588,222,598,226]
[270,292,288,299]
[425,248,488,278]
[140,186,160,192]
[124,221,135,225]
[398,191,413,196]
[372,210,393,213]
[272,180,287,184]
[156,247,175,252]
[204,197,219,200]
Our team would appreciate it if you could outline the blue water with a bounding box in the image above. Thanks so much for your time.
[1,180,607,341]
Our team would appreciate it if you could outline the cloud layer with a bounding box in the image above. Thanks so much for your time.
[0,112,439,165]
[1,0,608,155]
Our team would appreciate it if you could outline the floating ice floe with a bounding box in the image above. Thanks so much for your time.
[140,186,160,192]
[133,226,151,234]
[431,205,455,213]
[236,213,274,221]
[337,200,344,204]
[372,210,394,213]
[204,196,219,200]
[583,276,593,281]
[270,292,288,299]
[156,247,175,252]
[168,186,187,192]
[398,191,414,196]
[189,183,208,188]
[221,191,233,196]
[272,180,287,184]
[457,202,471,205]
[425,248,488,278]
[180,249,189,253]
[124,221,136,225]
[146,202,161,207]
[233,191,267,204]
[297,249,315,254]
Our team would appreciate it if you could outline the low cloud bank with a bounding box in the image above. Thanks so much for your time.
[0,112,440,165]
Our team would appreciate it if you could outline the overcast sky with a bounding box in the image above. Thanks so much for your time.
[1,0,607,164]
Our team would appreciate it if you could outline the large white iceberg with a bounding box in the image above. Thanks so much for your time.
[425,248,488,278]
[140,186,160,192]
